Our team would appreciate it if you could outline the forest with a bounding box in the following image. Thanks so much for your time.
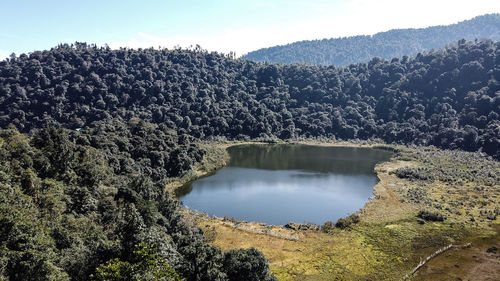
[243,13,500,66]
[1,39,499,159]
[0,126,276,281]
[0,37,499,280]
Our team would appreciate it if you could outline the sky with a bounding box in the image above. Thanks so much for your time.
[1,0,500,59]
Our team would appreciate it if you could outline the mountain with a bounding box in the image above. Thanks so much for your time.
[1,40,499,159]
[243,13,500,66]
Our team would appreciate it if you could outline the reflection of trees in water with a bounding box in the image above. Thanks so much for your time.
[179,167,378,225]
[227,145,392,174]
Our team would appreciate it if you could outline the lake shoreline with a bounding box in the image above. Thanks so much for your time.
[178,141,402,229]
[166,140,391,197]
[176,142,499,280]
[177,143,393,225]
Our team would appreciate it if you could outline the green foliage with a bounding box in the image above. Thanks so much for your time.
[0,183,70,281]
[92,243,182,281]
[0,128,276,280]
[394,166,434,181]
[93,259,134,281]
[1,39,499,159]
[179,242,227,281]
[396,146,500,186]
[417,210,446,222]
[222,248,277,281]
[395,147,499,224]
[321,221,335,233]
[335,214,360,229]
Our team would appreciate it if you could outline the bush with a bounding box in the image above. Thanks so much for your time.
[335,214,360,229]
[223,248,277,281]
[321,221,335,233]
[92,243,182,281]
[394,167,433,181]
[417,210,445,222]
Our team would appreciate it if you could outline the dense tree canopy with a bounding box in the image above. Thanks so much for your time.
[1,39,499,159]
[243,13,500,66]
[0,128,276,280]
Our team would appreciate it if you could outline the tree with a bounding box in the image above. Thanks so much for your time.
[222,248,277,281]
[92,243,182,281]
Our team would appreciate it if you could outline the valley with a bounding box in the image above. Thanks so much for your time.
[0,16,499,280]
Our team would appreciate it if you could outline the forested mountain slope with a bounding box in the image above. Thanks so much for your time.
[243,14,500,66]
[1,40,499,159]
[0,126,277,281]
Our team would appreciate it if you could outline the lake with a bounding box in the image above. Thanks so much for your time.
[177,144,393,225]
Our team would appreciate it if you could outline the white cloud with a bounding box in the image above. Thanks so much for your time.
[102,0,500,57]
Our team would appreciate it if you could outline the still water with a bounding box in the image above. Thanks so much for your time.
[177,144,393,225]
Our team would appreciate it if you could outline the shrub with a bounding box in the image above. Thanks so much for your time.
[321,221,335,232]
[223,248,277,281]
[335,214,360,229]
[92,243,182,281]
[394,167,433,181]
[417,210,445,222]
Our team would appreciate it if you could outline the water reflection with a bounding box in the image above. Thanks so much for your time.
[178,145,392,225]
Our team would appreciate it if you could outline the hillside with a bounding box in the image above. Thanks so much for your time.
[1,40,499,159]
[243,13,500,66]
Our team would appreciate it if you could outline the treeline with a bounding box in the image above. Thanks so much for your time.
[243,13,500,66]
[1,40,499,158]
[0,127,276,281]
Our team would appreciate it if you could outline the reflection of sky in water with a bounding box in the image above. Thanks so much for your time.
[180,167,378,225]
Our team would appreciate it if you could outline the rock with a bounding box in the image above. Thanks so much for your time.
[284,222,319,231]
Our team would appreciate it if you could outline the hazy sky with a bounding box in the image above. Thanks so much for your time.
[1,0,500,59]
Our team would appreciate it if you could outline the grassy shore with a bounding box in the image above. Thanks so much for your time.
[175,142,500,280]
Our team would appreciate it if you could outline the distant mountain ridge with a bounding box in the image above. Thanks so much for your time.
[243,13,500,66]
